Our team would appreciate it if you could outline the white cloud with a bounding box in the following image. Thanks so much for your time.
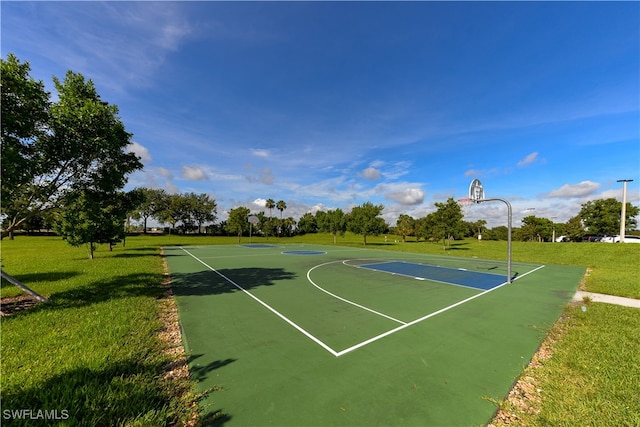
[253,198,267,207]
[517,152,539,167]
[385,187,425,205]
[547,181,601,198]
[10,3,194,92]
[381,161,412,179]
[156,167,173,179]
[182,165,208,181]
[127,141,151,163]
[362,167,381,180]
[251,148,270,158]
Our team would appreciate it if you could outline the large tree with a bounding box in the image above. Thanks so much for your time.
[396,214,416,242]
[347,202,386,245]
[564,215,585,241]
[1,55,142,238]
[132,188,167,233]
[165,192,218,234]
[190,193,217,234]
[1,54,50,237]
[431,198,465,247]
[319,208,347,244]
[519,215,554,242]
[54,190,137,259]
[580,198,638,235]
[226,206,250,242]
[297,212,317,234]
[155,193,181,233]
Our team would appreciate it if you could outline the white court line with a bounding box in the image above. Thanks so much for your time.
[511,264,546,281]
[333,264,547,357]
[307,261,407,325]
[344,259,494,292]
[179,247,340,357]
[179,247,545,357]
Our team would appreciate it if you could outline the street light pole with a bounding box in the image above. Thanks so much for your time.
[617,179,633,243]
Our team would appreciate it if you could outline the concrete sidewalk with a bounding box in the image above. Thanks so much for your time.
[573,291,640,308]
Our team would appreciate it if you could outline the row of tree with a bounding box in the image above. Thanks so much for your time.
[133,188,217,234]
[226,202,387,244]
[14,185,640,253]
[3,54,638,258]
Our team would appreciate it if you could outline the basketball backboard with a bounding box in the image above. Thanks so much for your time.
[469,179,485,203]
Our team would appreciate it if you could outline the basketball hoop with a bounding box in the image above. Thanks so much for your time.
[465,178,513,283]
[457,198,474,219]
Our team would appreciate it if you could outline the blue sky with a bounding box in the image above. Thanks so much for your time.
[3,1,639,227]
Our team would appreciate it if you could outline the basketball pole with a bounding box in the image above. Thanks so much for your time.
[476,198,512,283]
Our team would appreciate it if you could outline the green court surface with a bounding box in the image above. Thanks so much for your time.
[164,244,585,426]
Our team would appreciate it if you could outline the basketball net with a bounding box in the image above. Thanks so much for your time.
[457,198,475,220]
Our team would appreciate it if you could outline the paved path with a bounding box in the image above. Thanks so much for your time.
[573,291,640,308]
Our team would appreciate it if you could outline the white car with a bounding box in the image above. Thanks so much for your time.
[602,235,640,243]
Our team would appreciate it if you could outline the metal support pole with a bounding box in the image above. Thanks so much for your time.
[477,198,512,283]
[1,270,49,302]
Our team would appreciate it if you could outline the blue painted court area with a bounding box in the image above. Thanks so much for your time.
[359,261,507,290]
[282,250,326,255]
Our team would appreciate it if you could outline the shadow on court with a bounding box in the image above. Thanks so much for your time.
[170,268,297,296]
[188,354,237,382]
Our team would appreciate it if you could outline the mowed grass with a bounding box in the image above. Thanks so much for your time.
[1,233,638,426]
[0,236,197,426]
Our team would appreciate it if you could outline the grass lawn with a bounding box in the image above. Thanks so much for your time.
[1,233,638,425]
[0,236,198,426]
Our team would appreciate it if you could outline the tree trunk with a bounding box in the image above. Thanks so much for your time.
[87,242,95,259]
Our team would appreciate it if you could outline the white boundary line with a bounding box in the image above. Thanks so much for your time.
[346,259,494,292]
[178,246,546,358]
[307,261,407,325]
[314,262,546,356]
[334,264,546,357]
[179,247,340,357]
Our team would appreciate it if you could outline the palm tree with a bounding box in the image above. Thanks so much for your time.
[265,198,275,218]
[276,200,287,237]
[276,200,286,220]
[265,198,275,239]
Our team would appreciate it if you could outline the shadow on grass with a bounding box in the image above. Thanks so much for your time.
[171,268,297,297]
[4,273,166,314]
[0,271,81,284]
[1,357,229,426]
[446,242,471,251]
[112,252,163,259]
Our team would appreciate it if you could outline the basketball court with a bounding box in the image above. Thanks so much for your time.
[165,243,584,425]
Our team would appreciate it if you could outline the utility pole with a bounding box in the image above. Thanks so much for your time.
[617,179,633,243]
